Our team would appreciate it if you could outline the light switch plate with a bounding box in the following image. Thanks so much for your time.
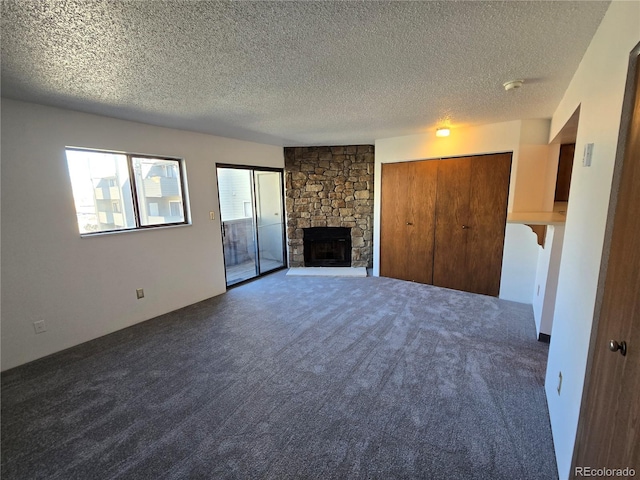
[583,143,594,167]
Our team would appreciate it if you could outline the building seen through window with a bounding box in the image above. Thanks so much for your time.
[66,149,188,234]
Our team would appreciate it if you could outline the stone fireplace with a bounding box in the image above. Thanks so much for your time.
[284,146,374,268]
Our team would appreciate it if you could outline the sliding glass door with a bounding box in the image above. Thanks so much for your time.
[254,171,286,274]
[217,166,285,286]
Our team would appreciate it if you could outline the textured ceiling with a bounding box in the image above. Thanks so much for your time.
[1,1,611,146]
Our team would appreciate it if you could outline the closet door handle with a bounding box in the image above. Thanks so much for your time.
[609,340,627,356]
[406,222,413,226]
[462,225,470,229]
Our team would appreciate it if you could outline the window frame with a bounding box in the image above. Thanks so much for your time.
[66,147,190,236]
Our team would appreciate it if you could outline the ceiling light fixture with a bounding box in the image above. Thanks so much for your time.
[436,127,450,137]
[503,79,524,91]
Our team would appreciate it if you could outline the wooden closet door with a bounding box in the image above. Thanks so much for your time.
[466,153,512,296]
[433,157,472,292]
[380,161,438,283]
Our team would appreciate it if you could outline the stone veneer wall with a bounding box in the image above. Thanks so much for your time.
[284,145,374,268]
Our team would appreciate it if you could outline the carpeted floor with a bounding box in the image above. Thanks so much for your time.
[1,271,558,479]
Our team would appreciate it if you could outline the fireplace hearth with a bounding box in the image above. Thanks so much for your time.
[304,227,351,267]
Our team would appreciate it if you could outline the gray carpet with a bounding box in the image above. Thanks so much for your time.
[1,271,558,479]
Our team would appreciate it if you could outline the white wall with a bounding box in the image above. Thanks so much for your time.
[544,1,640,478]
[373,119,554,303]
[499,224,540,303]
[532,224,565,338]
[1,99,283,370]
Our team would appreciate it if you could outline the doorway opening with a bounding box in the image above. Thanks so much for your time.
[217,165,286,286]
[554,142,574,215]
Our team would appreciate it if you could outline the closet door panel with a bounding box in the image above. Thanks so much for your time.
[380,161,437,283]
[380,162,408,280]
[466,153,512,296]
[433,157,472,292]
[380,154,511,295]
[408,160,438,284]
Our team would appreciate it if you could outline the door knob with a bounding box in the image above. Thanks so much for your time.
[462,225,469,229]
[406,222,413,226]
[609,340,627,356]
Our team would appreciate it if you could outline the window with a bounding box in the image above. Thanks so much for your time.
[169,201,182,217]
[163,165,177,178]
[148,202,159,216]
[66,148,189,235]
[243,201,253,218]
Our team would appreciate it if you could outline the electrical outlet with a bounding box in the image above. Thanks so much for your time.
[33,320,47,334]
[136,288,144,299]
[209,211,215,220]
[557,371,563,395]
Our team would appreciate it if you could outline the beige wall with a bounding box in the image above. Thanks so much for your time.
[1,99,283,370]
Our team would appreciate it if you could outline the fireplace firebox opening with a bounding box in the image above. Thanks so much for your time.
[303,227,351,267]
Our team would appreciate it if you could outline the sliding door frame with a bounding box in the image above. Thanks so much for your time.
[216,163,287,288]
